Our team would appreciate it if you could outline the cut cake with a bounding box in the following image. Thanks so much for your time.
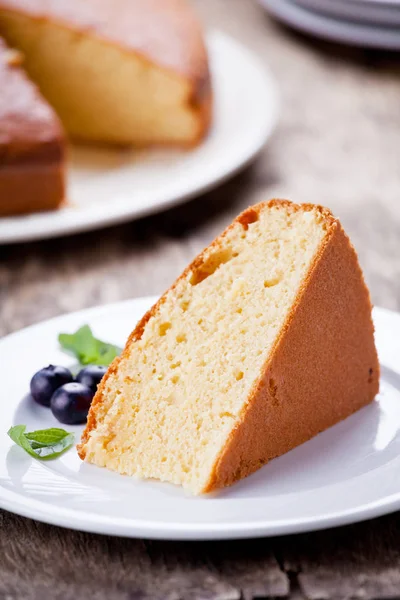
[78,199,380,494]
[0,0,212,147]
[0,38,65,216]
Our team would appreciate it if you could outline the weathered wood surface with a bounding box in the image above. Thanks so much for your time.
[1,0,400,598]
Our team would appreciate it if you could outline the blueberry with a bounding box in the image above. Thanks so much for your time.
[30,365,73,407]
[76,365,107,394]
[50,382,94,425]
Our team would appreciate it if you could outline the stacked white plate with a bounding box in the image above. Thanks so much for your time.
[259,0,400,49]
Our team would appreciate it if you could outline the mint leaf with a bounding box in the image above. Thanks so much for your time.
[58,325,121,366]
[8,425,33,455]
[25,428,70,445]
[58,325,98,364]
[8,425,75,460]
[95,340,121,366]
[26,433,74,459]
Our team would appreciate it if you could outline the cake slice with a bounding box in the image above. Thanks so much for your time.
[78,200,379,494]
[0,0,212,147]
[0,38,65,216]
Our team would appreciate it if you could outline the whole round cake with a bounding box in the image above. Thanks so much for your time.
[0,0,212,215]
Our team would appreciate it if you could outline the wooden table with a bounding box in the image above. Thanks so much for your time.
[1,1,400,597]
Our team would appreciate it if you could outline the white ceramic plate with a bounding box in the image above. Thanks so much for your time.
[0,31,278,245]
[296,0,400,26]
[1,296,400,540]
[259,0,400,49]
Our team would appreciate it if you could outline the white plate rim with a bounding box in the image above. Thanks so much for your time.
[295,0,400,25]
[1,298,400,540]
[259,0,400,49]
[1,483,400,540]
[0,31,279,245]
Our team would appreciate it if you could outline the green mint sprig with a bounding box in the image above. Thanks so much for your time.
[8,425,75,460]
[58,325,122,366]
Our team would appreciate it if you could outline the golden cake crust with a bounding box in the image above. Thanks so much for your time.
[78,200,380,493]
[0,0,212,145]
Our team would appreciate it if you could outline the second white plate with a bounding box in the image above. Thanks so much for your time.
[260,0,400,49]
[0,31,279,245]
[296,0,400,26]
[1,297,400,540]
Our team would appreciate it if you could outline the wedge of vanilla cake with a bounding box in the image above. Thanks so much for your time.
[78,200,379,494]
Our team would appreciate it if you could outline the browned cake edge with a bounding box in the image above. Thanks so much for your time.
[0,37,65,214]
[0,36,66,166]
[79,199,380,470]
[0,160,65,215]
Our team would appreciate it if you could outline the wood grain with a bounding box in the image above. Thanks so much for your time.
[1,0,400,597]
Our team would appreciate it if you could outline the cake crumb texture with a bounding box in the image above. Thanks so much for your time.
[78,199,379,494]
